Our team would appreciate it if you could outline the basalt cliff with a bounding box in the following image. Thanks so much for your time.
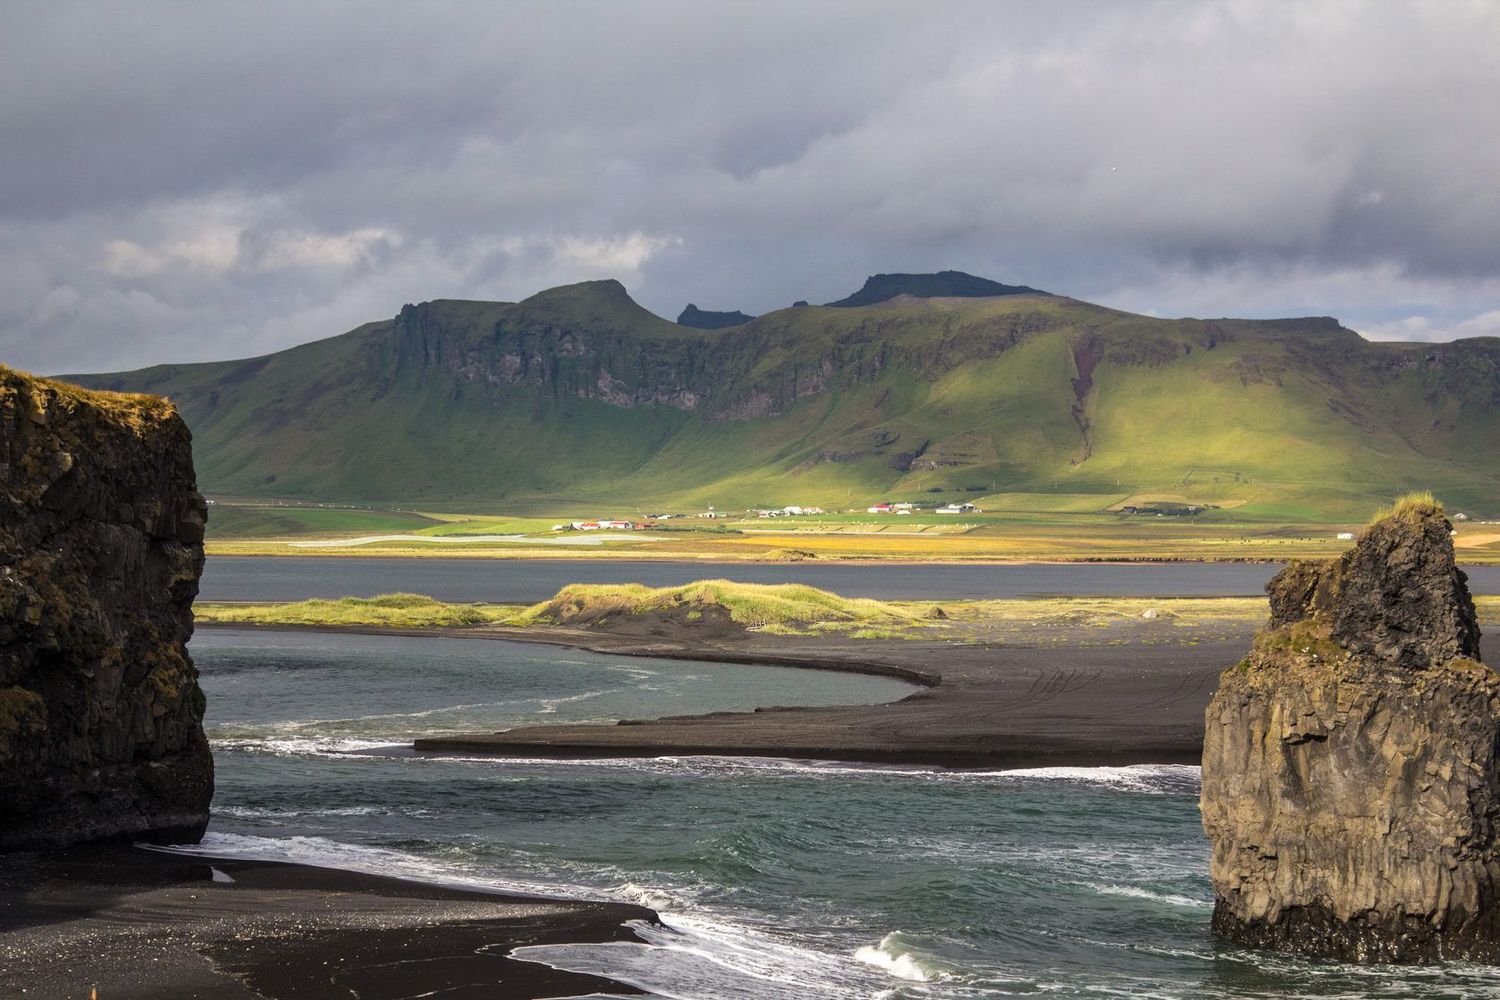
[0,365,211,849]
[1201,499,1498,962]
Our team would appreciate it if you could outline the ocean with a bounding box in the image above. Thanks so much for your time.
[175,627,1500,999]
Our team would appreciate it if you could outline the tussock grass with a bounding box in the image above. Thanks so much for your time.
[2,363,174,431]
[196,593,518,628]
[1367,490,1443,527]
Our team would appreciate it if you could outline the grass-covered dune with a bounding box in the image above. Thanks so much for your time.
[195,582,918,635]
[512,580,922,635]
[197,593,520,628]
[194,584,1500,635]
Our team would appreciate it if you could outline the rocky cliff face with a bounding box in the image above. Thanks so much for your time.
[1202,499,1498,962]
[677,304,755,330]
[0,365,211,849]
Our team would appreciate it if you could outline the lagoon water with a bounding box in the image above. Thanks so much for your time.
[201,555,1500,603]
[183,627,1500,999]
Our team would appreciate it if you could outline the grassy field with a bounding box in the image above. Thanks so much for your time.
[205,505,449,538]
[201,495,1500,563]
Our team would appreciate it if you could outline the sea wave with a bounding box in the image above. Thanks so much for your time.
[1091,883,1213,909]
[210,736,409,757]
[853,931,952,983]
[404,752,1203,793]
[537,687,618,714]
[517,913,922,1000]
[150,832,956,999]
[215,804,437,821]
[146,831,608,901]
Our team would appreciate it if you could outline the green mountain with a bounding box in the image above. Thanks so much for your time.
[61,276,1500,517]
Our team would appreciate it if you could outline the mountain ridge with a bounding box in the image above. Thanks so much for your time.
[59,276,1500,516]
[677,304,756,330]
[826,270,1049,307]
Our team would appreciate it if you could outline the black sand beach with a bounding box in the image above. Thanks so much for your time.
[0,846,656,999]
[410,618,1260,766]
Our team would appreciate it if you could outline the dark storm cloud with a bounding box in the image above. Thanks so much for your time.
[1,0,1497,373]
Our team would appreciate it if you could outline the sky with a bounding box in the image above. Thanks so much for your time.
[2,0,1498,374]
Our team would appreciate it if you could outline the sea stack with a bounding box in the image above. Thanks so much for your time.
[1201,495,1498,962]
[0,365,212,849]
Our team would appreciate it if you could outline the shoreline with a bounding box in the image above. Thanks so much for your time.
[0,844,657,999]
[195,619,945,686]
[204,616,1492,769]
[198,618,1238,768]
[230,617,1254,770]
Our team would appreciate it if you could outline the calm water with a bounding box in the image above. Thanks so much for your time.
[175,628,1500,999]
[200,556,1500,603]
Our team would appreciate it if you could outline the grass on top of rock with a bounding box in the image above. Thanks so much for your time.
[1367,490,1443,527]
[2,363,176,431]
[196,593,519,628]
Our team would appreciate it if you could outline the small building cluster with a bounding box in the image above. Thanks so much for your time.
[756,505,825,518]
[866,501,981,515]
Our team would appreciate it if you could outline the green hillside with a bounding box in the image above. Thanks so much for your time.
[60,276,1500,519]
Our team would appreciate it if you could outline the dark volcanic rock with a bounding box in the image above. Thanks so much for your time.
[1265,512,1481,668]
[0,365,211,849]
[1202,499,1499,963]
[676,303,755,330]
[825,270,1048,307]
[1327,513,1481,669]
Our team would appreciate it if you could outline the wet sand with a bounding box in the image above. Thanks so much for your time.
[0,845,655,999]
[412,618,1260,767]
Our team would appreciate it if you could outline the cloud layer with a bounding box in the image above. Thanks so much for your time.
[2,1,1497,373]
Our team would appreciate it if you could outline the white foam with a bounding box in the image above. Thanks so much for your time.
[156,832,941,1000]
[1092,883,1213,909]
[210,736,408,758]
[405,752,1203,793]
[216,804,436,821]
[516,913,899,1000]
[147,832,604,901]
[979,763,1203,794]
[852,932,949,982]
[536,688,617,715]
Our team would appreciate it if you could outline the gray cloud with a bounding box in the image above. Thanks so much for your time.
[1,0,1497,373]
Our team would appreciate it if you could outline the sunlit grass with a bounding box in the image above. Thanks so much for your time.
[1366,490,1443,527]
[196,593,520,628]
[514,580,917,630]
[194,590,1500,634]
